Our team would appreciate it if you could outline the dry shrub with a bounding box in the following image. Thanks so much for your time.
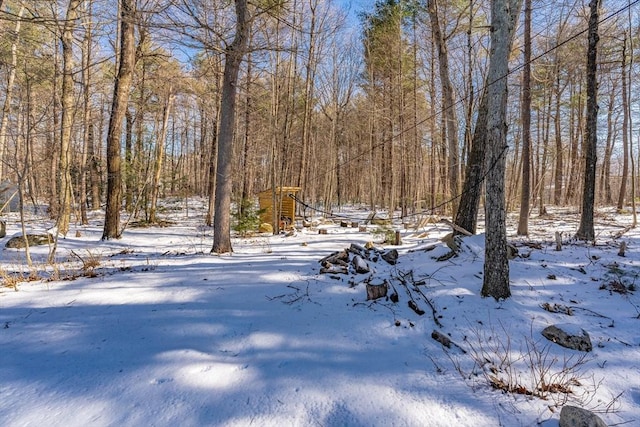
[465,321,593,407]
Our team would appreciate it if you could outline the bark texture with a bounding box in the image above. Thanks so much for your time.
[103,0,135,240]
[576,0,600,241]
[481,0,523,300]
[211,0,250,254]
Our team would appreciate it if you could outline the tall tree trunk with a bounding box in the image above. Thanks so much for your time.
[149,91,174,223]
[455,91,488,234]
[0,4,25,182]
[124,109,134,211]
[517,0,531,235]
[211,0,250,254]
[57,0,81,240]
[79,0,93,225]
[481,0,523,300]
[576,0,600,241]
[205,67,221,227]
[103,0,135,240]
[428,0,459,216]
[617,36,629,212]
[553,69,564,206]
[600,85,615,204]
[297,0,318,193]
[566,80,583,204]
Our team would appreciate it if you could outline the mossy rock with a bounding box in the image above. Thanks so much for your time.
[5,233,53,249]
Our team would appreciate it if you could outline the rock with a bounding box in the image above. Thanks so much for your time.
[259,223,273,233]
[542,324,592,352]
[5,233,53,249]
[381,249,399,265]
[559,405,607,427]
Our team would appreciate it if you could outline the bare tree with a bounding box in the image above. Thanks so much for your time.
[103,0,136,240]
[211,0,250,254]
[427,0,459,215]
[616,35,629,212]
[149,88,174,223]
[576,0,600,241]
[56,0,82,241]
[517,0,531,235]
[481,0,523,300]
[79,0,94,225]
[0,3,25,182]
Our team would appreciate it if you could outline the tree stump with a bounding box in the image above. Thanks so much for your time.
[366,281,388,300]
[394,230,402,245]
[555,231,562,251]
[618,241,627,257]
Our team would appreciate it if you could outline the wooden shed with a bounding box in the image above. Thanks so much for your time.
[258,187,301,229]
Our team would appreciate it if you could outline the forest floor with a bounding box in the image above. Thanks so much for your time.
[1,199,639,426]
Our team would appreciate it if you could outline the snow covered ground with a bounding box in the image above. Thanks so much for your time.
[1,200,639,426]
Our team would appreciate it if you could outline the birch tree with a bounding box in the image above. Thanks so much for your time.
[0,3,25,182]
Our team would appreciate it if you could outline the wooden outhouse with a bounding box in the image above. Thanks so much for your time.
[258,187,301,229]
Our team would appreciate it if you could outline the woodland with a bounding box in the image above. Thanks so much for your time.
[0,0,639,297]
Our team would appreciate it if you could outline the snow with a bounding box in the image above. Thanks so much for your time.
[1,202,639,426]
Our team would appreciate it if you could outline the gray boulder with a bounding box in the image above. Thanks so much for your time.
[542,324,592,352]
[5,234,53,249]
[559,405,607,427]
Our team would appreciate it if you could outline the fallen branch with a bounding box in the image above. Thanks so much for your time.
[395,270,443,328]
[440,218,473,236]
[431,330,467,354]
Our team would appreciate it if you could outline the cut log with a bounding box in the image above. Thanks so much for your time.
[381,249,399,265]
[366,281,388,300]
[555,231,562,251]
[408,300,425,315]
[618,241,627,257]
[431,330,451,348]
[320,263,348,275]
[319,250,349,265]
[348,243,366,257]
[394,230,402,246]
[351,255,370,274]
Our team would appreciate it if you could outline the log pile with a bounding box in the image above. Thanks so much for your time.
[318,243,399,276]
